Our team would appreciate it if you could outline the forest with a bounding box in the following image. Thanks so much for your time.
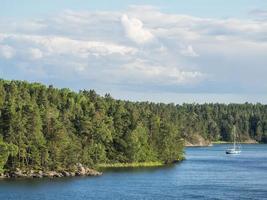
[0,79,183,173]
[0,79,267,173]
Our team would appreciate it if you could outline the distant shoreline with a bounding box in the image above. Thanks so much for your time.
[185,139,259,147]
[212,140,258,144]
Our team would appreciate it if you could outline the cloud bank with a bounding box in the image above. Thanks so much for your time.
[0,6,267,102]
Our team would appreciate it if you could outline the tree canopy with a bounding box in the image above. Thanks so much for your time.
[0,80,184,171]
[0,79,266,172]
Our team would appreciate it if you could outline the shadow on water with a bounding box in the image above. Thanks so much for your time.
[0,164,180,187]
[0,176,101,188]
[101,163,178,174]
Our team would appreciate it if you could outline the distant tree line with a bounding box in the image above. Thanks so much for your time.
[179,103,267,143]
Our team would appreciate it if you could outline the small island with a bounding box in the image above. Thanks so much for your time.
[0,80,266,179]
[0,80,184,179]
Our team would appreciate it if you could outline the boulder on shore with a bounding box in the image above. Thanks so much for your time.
[43,171,63,178]
[75,163,102,176]
[62,171,70,177]
[9,168,27,178]
[0,173,6,179]
[85,167,102,176]
[185,135,212,147]
[0,164,102,179]
[76,163,86,176]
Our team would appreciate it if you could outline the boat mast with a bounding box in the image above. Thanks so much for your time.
[233,125,236,149]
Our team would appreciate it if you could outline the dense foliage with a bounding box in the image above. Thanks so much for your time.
[179,103,267,143]
[1,80,267,172]
[0,80,183,171]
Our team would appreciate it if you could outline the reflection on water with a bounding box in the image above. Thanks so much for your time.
[101,163,176,173]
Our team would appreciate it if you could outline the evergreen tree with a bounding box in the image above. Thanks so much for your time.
[1,79,267,173]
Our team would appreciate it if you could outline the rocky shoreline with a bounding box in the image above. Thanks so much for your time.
[0,163,102,179]
[185,138,212,147]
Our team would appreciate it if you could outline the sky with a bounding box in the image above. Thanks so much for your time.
[0,0,267,104]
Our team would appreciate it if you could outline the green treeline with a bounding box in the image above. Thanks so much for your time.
[0,80,183,172]
[180,103,267,143]
[0,80,267,172]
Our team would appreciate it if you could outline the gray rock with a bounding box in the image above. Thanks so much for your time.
[62,171,70,177]
[1,166,102,179]
[85,168,102,176]
[76,163,86,175]
[10,168,27,178]
[70,172,76,177]
[32,173,43,178]
[43,171,59,178]
[76,163,86,176]
[0,173,6,179]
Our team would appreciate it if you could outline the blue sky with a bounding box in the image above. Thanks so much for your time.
[0,0,267,103]
[1,0,266,18]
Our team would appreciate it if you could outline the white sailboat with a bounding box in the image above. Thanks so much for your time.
[226,126,241,154]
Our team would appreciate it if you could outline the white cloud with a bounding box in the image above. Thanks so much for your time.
[0,7,267,97]
[29,48,43,60]
[180,45,199,57]
[121,14,154,44]
[0,45,15,59]
[118,59,204,85]
[0,34,137,58]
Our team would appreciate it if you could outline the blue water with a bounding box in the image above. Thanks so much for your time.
[1,144,267,200]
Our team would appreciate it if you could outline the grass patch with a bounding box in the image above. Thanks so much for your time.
[212,141,229,144]
[97,161,164,169]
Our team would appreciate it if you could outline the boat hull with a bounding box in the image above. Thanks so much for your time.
[226,149,241,154]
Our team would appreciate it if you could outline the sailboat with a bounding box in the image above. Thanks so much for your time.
[226,126,241,154]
